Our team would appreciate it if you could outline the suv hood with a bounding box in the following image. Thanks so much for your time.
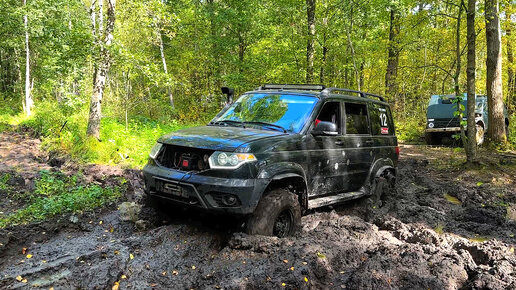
[158,125,286,151]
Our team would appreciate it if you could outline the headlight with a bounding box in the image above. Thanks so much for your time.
[428,122,434,128]
[209,151,257,169]
[149,142,163,159]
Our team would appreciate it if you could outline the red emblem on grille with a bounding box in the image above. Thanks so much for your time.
[182,160,189,167]
[381,127,389,134]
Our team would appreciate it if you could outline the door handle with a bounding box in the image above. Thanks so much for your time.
[365,140,374,146]
[335,141,344,146]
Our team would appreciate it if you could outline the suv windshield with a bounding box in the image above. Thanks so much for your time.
[215,93,318,133]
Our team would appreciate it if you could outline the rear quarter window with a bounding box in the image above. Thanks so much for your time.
[369,103,394,136]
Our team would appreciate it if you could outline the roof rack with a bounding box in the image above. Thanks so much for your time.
[321,88,386,102]
[257,84,326,91]
[256,84,386,102]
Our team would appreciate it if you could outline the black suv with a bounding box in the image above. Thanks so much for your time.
[143,84,398,237]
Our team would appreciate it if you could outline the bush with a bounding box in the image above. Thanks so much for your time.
[395,117,425,144]
[10,101,199,168]
[0,170,123,228]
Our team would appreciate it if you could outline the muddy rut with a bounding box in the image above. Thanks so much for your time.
[0,132,515,289]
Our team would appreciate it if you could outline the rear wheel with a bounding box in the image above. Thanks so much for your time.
[476,123,485,145]
[246,188,301,237]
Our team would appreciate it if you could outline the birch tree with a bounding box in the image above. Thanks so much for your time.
[23,0,32,116]
[87,0,116,139]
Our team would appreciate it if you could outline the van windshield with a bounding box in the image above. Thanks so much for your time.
[215,93,318,133]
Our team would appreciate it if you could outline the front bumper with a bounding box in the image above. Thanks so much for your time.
[142,163,269,215]
[425,127,462,133]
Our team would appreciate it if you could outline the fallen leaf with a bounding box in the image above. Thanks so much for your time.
[42,260,47,263]
[21,279,27,283]
[99,220,103,225]
[121,275,127,279]
[26,254,33,259]
[290,266,294,271]
[162,271,167,276]
[16,275,23,282]
[282,259,288,263]
[109,227,114,233]
[304,277,309,282]
[281,282,286,287]
[21,248,27,255]
[510,247,514,254]
[129,253,134,260]
[302,261,308,265]
[317,252,326,259]
[114,250,120,255]
[49,287,54,290]
[150,283,158,287]
[172,270,178,275]
[191,265,196,270]
[112,281,120,290]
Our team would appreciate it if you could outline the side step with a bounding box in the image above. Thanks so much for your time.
[308,191,367,209]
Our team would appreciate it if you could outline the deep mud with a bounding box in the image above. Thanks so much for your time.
[1,132,515,289]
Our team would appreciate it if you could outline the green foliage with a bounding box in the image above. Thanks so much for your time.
[0,170,122,228]
[11,101,198,168]
[395,116,425,143]
[0,173,11,191]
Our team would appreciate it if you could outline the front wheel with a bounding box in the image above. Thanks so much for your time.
[246,188,301,237]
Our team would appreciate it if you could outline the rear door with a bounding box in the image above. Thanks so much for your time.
[368,102,396,173]
[342,102,374,191]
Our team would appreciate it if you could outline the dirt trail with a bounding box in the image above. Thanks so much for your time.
[0,133,515,289]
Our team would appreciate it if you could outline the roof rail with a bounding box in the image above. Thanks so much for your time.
[257,84,326,91]
[321,88,386,102]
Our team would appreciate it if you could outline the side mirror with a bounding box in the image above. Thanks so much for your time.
[221,87,234,104]
[312,121,338,136]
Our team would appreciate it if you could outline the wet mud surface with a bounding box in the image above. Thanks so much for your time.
[1,133,516,289]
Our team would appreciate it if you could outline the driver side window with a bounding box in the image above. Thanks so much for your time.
[316,101,342,134]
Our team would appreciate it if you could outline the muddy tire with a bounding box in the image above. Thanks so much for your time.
[367,171,395,211]
[246,188,301,237]
[476,123,485,146]
[425,132,441,145]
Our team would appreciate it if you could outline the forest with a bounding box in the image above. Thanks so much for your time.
[1,0,516,289]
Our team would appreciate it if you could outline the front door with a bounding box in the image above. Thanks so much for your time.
[307,101,349,196]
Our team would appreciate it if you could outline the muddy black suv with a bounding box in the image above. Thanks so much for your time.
[143,84,398,237]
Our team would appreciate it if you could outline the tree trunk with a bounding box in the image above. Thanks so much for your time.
[306,0,315,83]
[454,1,467,147]
[485,0,506,143]
[319,8,328,84]
[506,17,515,113]
[466,0,477,163]
[87,0,116,140]
[158,29,173,108]
[453,2,463,97]
[23,0,32,116]
[385,8,400,102]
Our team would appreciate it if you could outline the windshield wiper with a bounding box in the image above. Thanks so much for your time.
[210,120,245,128]
[243,121,287,133]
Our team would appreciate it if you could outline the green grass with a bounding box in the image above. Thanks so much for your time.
[0,170,123,228]
[0,101,200,168]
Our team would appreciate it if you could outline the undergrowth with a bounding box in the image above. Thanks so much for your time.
[0,101,199,168]
[0,170,123,228]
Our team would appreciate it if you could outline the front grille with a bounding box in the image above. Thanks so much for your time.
[156,144,214,171]
[433,118,461,128]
